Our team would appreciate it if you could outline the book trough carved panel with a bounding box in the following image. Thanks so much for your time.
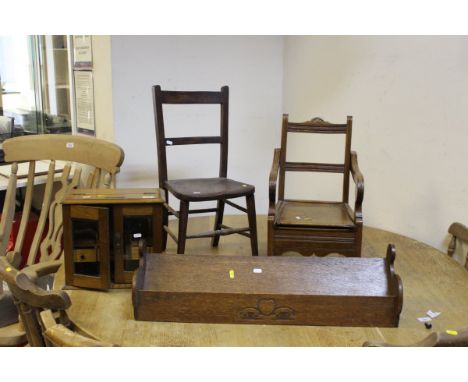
[239,298,296,322]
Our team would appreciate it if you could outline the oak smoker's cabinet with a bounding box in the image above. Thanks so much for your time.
[62,188,164,289]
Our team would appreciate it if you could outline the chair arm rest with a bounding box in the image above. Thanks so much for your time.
[22,259,63,281]
[15,272,71,310]
[448,222,468,262]
[0,256,70,310]
[448,222,468,242]
[350,151,364,223]
[269,148,281,216]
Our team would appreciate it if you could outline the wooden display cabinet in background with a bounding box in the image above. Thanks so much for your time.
[63,188,164,289]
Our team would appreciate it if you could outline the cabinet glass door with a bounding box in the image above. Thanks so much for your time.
[123,215,153,271]
[114,206,156,284]
[63,205,110,290]
[72,218,101,277]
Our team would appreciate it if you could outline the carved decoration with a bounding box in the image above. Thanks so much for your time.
[307,117,332,125]
[239,298,295,321]
[274,247,348,257]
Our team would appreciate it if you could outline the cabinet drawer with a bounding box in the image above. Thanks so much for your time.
[73,248,98,263]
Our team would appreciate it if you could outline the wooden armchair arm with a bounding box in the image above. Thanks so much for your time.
[21,259,63,282]
[447,222,468,268]
[16,273,70,310]
[363,328,468,347]
[0,256,70,310]
[0,256,17,285]
[448,222,468,242]
[269,148,281,216]
[350,151,364,223]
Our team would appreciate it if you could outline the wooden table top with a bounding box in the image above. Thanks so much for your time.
[54,215,468,346]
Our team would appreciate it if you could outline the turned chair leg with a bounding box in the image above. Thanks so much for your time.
[177,200,189,254]
[211,200,225,247]
[246,194,258,256]
[267,217,274,256]
[355,225,363,257]
[161,206,169,251]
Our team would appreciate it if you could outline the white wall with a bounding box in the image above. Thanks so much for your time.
[283,36,468,252]
[111,36,283,213]
[109,35,468,253]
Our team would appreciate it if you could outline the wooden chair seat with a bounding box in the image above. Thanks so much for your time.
[275,201,354,228]
[165,177,254,202]
[0,322,27,346]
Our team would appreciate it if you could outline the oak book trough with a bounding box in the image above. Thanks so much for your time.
[132,245,403,327]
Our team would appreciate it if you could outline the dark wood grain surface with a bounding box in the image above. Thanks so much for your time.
[133,251,401,327]
[139,254,389,296]
[275,200,354,227]
[165,178,254,202]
